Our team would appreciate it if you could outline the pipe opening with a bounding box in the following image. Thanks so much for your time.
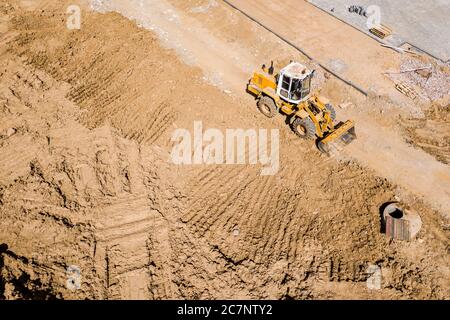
[387,207,404,219]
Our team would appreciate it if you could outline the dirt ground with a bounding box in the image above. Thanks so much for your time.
[0,0,449,300]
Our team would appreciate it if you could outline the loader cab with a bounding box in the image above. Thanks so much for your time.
[276,62,313,104]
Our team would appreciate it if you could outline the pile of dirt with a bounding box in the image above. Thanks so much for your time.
[401,103,450,165]
[0,0,449,300]
[397,57,450,102]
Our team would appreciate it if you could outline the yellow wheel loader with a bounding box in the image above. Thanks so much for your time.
[247,61,356,154]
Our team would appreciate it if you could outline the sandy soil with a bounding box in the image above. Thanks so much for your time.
[93,0,450,216]
[0,0,449,300]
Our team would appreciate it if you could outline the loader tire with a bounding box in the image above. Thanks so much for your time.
[291,117,316,139]
[325,103,337,121]
[258,96,277,118]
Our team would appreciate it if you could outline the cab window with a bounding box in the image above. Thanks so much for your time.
[279,75,291,99]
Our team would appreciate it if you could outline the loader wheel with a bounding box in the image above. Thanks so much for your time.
[325,103,336,121]
[317,141,331,154]
[291,117,316,139]
[257,96,277,118]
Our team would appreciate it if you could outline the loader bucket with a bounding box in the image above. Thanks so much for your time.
[318,120,356,154]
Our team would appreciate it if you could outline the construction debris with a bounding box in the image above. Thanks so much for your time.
[415,68,433,79]
[395,82,419,100]
[384,57,450,101]
[370,24,392,39]
[381,44,420,57]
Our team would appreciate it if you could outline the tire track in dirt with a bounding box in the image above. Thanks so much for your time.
[0,47,174,299]
[184,166,298,267]
[94,195,155,299]
[182,166,245,224]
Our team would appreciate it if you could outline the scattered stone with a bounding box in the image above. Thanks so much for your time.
[6,127,16,137]
[415,68,432,79]
[338,102,353,109]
